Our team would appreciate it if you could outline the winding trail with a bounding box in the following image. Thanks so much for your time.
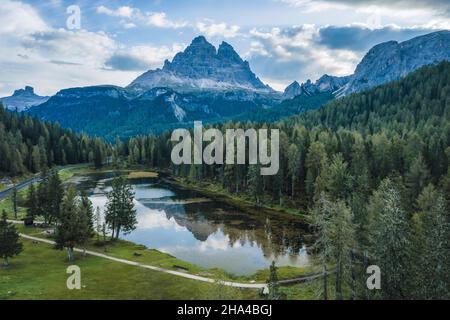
[19,233,269,291]
[10,220,325,290]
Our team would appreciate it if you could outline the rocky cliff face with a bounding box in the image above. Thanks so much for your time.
[338,30,450,96]
[0,86,49,111]
[128,36,271,93]
[283,30,450,100]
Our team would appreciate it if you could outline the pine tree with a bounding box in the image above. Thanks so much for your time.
[266,261,284,300]
[11,185,18,219]
[327,154,351,201]
[95,206,101,242]
[47,170,63,225]
[247,164,262,204]
[104,176,137,240]
[418,194,450,299]
[26,183,39,219]
[79,191,94,235]
[368,179,412,299]
[287,144,301,197]
[310,193,332,300]
[0,210,23,268]
[405,155,430,209]
[55,186,91,261]
[330,200,355,299]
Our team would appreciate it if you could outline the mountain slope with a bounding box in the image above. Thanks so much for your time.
[286,61,450,134]
[283,30,450,100]
[338,30,450,96]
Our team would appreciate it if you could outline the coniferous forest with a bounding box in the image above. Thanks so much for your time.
[1,61,449,300]
[113,62,450,299]
[0,107,109,175]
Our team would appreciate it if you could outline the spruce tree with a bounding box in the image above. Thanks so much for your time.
[26,183,39,219]
[104,176,137,240]
[0,210,23,268]
[368,179,412,299]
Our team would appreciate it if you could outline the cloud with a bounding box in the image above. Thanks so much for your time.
[22,29,117,67]
[96,5,187,29]
[196,20,241,38]
[144,12,188,29]
[280,0,450,14]
[246,23,445,90]
[317,25,434,51]
[247,25,359,87]
[0,0,48,35]
[96,5,135,18]
[105,44,185,71]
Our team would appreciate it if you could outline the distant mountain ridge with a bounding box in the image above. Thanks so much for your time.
[128,36,272,93]
[21,30,450,138]
[283,75,350,100]
[0,86,49,111]
[337,30,450,96]
[284,30,450,99]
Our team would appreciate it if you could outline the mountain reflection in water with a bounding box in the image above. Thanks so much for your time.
[76,173,311,275]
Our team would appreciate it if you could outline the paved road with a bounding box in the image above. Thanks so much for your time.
[0,175,42,200]
[0,163,92,201]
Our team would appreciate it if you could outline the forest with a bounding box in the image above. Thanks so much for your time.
[1,61,449,299]
[0,107,108,176]
[114,61,450,299]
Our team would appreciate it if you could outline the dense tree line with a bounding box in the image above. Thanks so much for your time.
[0,106,109,176]
[25,173,137,261]
[116,62,450,299]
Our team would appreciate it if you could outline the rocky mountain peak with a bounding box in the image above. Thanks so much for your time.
[1,86,49,111]
[339,30,450,96]
[13,86,35,96]
[128,35,271,93]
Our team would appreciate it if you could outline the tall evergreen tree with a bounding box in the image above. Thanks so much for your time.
[55,186,91,261]
[104,176,137,240]
[0,210,23,268]
[26,183,39,219]
[368,179,412,299]
[11,185,18,219]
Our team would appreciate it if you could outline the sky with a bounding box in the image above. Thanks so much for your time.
[0,0,449,96]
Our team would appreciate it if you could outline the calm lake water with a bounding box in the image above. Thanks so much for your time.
[74,172,311,275]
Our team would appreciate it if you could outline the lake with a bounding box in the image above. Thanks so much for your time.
[73,172,312,275]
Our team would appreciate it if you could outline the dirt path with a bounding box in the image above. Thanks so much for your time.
[19,233,269,291]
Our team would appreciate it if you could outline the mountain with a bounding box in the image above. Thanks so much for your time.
[0,86,49,111]
[283,75,350,100]
[28,36,282,139]
[29,84,278,139]
[283,30,450,100]
[337,30,450,96]
[128,36,272,93]
[28,31,450,138]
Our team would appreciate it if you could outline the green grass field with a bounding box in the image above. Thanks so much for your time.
[0,165,321,300]
[0,238,259,300]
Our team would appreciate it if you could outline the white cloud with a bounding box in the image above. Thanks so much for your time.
[0,1,181,96]
[247,25,360,88]
[196,20,241,38]
[22,29,117,67]
[145,12,188,29]
[0,0,48,35]
[96,5,135,18]
[96,5,187,29]
[105,43,186,71]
